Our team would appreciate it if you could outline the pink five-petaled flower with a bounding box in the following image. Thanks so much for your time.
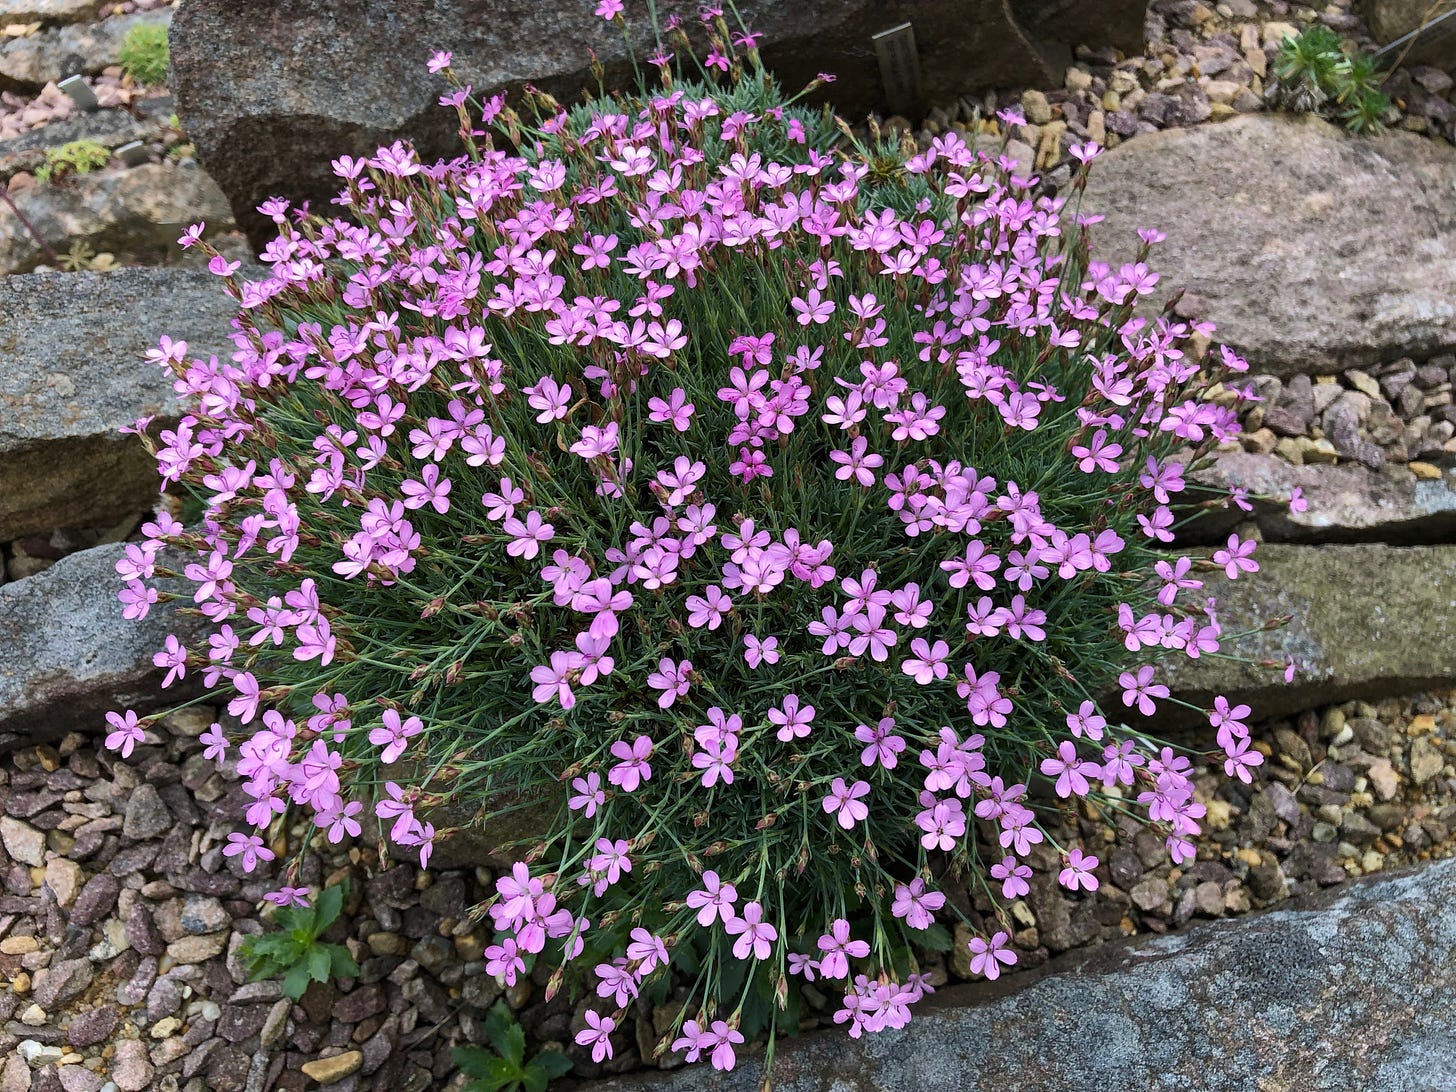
[1212,533,1259,579]
[685,870,738,926]
[502,510,554,560]
[816,918,870,979]
[743,633,780,668]
[576,1011,616,1063]
[104,709,145,758]
[890,877,946,929]
[1223,736,1265,784]
[966,931,1017,980]
[1039,740,1099,799]
[568,772,605,817]
[855,717,906,769]
[990,856,1032,899]
[724,900,778,961]
[426,50,452,72]
[821,777,871,829]
[768,694,815,742]
[608,735,654,792]
[1058,848,1100,892]
[1209,694,1252,750]
[594,0,623,18]
[263,886,311,908]
[530,650,579,710]
[1119,664,1169,717]
[222,832,274,873]
[368,708,423,763]
[646,658,692,708]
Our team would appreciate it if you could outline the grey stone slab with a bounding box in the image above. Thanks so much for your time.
[1161,543,1456,723]
[0,267,236,540]
[596,858,1456,1092]
[1082,115,1456,377]
[0,541,201,749]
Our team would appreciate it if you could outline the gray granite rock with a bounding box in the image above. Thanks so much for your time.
[170,0,1146,248]
[1361,0,1456,69]
[0,109,148,178]
[0,542,202,749]
[1191,452,1456,544]
[1083,115,1456,376]
[0,162,233,274]
[0,10,168,89]
[1161,544,1456,722]
[0,0,109,24]
[0,268,237,540]
[595,858,1456,1092]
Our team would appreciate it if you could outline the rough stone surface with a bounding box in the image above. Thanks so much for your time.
[0,542,201,749]
[1361,0,1456,70]
[0,109,148,178]
[170,0,1145,248]
[0,0,109,24]
[0,162,234,274]
[1083,116,1456,376]
[1162,544,1456,722]
[0,269,238,540]
[0,11,168,89]
[596,859,1456,1092]
[1193,452,1456,543]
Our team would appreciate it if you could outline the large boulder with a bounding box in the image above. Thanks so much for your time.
[1161,544,1456,722]
[0,543,202,750]
[597,858,1456,1092]
[1360,0,1456,70]
[1082,115,1456,376]
[0,268,238,541]
[170,0,1147,249]
[0,162,234,274]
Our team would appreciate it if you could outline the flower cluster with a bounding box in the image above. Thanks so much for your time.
[108,4,1289,1077]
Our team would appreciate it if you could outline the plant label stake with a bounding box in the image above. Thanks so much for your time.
[115,140,149,167]
[58,75,98,112]
[873,22,922,118]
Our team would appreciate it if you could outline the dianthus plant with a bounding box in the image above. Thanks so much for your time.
[107,6,1289,1079]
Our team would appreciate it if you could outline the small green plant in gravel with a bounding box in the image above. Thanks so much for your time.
[118,21,169,86]
[35,139,110,184]
[237,881,359,999]
[1273,26,1391,133]
[454,1002,574,1092]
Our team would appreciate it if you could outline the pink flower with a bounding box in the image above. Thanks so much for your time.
[1058,848,1100,892]
[426,50,452,73]
[990,855,1032,899]
[967,930,1016,980]
[263,886,310,908]
[646,658,692,708]
[222,832,274,873]
[768,694,815,742]
[368,708,423,764]
[816,918,870,979]
[1212,534,1259,579]
[724,901,778,961]
[593,0,623,18]
[1119,665,1169,717]
[1223,736,1264,784]
[569,772,605,817]
[685,871,738,926]
[743,633,780,668]
[104,709,146,758]
[1039,740,1099,798]
[822,778,871,829]
[890,878,945,929]
[608,735,654,792]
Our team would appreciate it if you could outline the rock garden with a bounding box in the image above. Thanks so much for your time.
[1,1,1455,1090]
